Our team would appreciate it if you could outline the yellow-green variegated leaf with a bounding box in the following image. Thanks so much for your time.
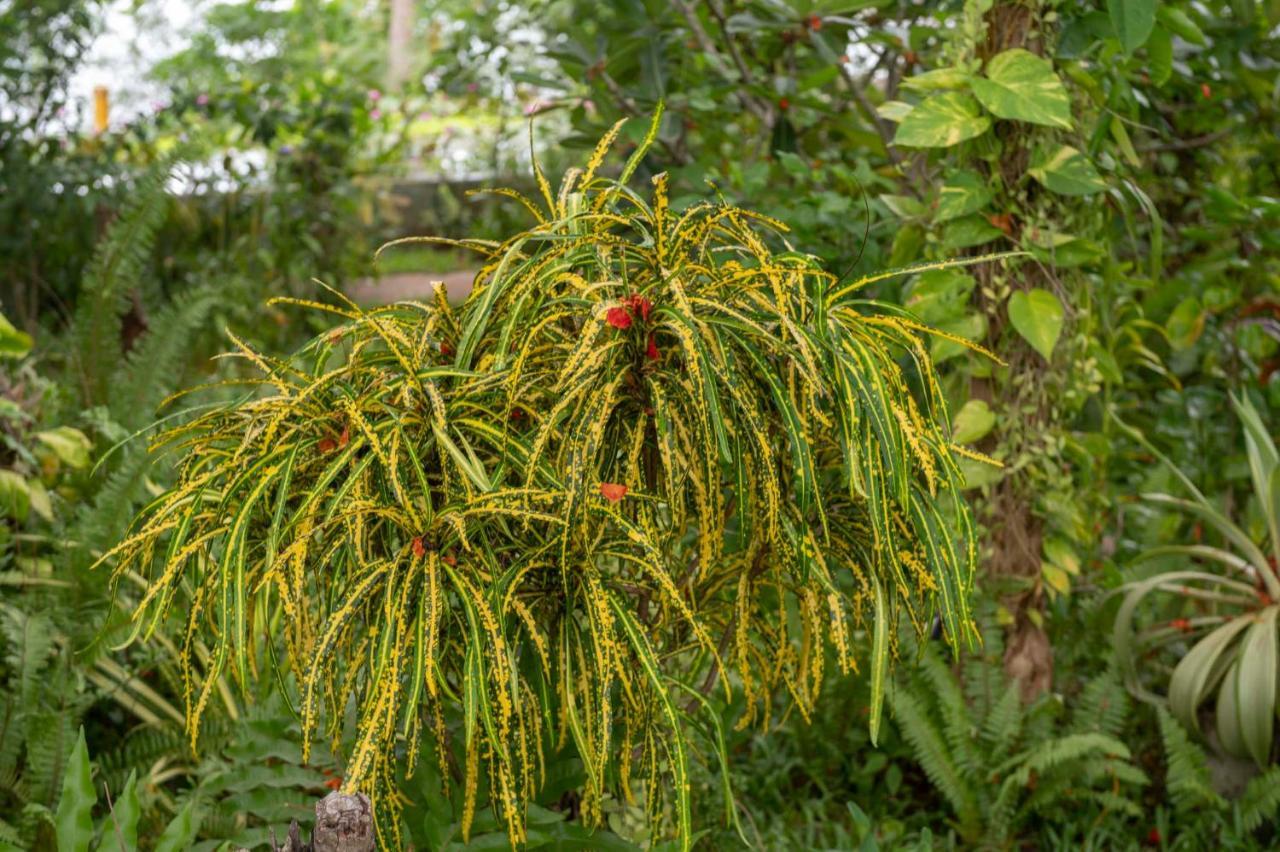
[970,49,1073,130]
[893,93,991,148]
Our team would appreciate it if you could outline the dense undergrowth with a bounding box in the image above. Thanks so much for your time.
[4,0,1280,849]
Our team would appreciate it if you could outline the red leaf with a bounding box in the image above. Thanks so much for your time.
[1200,83,1211,99]
[606,306,633,329]
[1169,618,1193,634]
[318,437,336,453]
[599,482,628,502]
[338,425,350,448]
[412,537,426,558]
[1146,828,1161,845]
[324,777,343,791]
[646,332,660,360]
[441,342,454,356]
[988,212,1014,236]
[778,97,790,111]
[442,554,457,566]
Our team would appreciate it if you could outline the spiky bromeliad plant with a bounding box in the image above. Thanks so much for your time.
[1114,395,1280,767]
[100,110,999,848]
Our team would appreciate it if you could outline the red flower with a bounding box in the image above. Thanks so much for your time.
[318,437,336,453]
[324,777,343,791]
[1200,83,1212,99]
[1169,618,1193,634]
[1146,827,1161,844]
[441,342,454,356]
[442,553,458,566]
[599,482,628,502]
[646,332,660,361]
[627,295,653,323]
[807,14,822,30]
[606,306,633,329]
[337,424,350,449]
[412,537,426,558]
[510,407,524,420]
[778,97,790,111]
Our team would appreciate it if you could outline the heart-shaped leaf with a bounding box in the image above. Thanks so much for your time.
[934,171,993,223]
[951,399,996,444]
[1028,145,1107,196]
[893,92,991,148]
[970,49,1073,129]
[1109,0,1156,55]
[1007,289,1064,361]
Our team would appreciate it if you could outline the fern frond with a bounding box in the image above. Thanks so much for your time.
[70,160,175,406]
[1157,707,1224,811]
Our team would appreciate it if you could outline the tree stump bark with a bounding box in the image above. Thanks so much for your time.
[249,792,375,852]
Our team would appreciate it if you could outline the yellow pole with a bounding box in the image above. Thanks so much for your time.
[93,86,109,134]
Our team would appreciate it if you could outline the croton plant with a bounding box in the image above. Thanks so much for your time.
[100,110,1000,847]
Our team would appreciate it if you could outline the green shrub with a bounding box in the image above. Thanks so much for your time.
[101,112,997,847]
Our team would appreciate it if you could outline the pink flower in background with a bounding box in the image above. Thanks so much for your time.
[466,82,478,93]
[195,93,209,106]
[370,109,382,120]
[368,88,382,102]
[418,111,432,121]
[523,99,545,116]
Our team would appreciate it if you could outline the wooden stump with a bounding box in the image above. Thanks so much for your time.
[253,792,375,852]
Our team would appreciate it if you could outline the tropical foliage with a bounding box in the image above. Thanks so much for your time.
[1115,395,1280,766]
[4,0,1280,848]
[97,112,998,847]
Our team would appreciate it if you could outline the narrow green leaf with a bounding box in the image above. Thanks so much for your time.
[1236,607,1278,766]
[869,576,889,746]
[1169,618,1252,735]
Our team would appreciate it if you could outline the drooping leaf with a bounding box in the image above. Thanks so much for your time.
[1169,618,1251,735]
[970,49,1073,129]
[893,93,991,148]
[1007,289,1065,361]
[1235,607,1278,766]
